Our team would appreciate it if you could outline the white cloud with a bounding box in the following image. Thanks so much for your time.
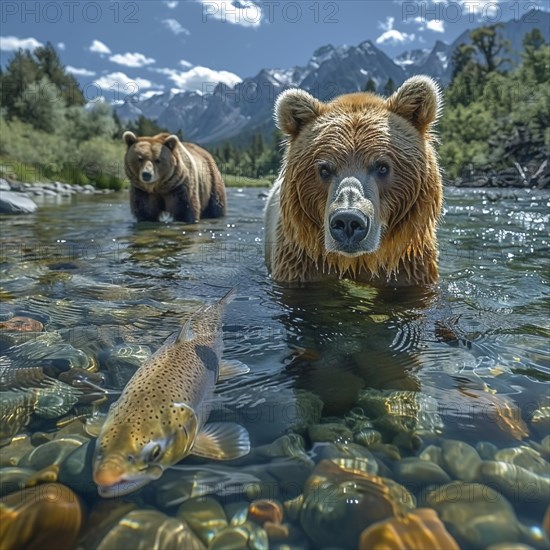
[57,42,66,51]
[89,40,111,55]
[409,16,445,33]
[197,0,262,28]
[376,17,415,46]
[66,65,96,77]
[93,72,155,92]
[156,66,242,93]
[162,18,190,35]
[0,36,43,51]
[179,59,193,68]
[109,52,156,68]
[163,1,179,8]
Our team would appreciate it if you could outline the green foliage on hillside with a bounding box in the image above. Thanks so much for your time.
[439,26,549,179]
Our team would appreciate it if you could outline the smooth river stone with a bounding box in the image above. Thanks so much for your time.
[476,441,499,460]
[541,436,550,460]
[477,461,550,511]
[0,467,36,497]
[18,435,88,470]
[0,316,43,332]
[359,508,460,550]
[494,446,550,476]
[426,481,539,548]
[58,440,97,497]
[177,497,228,546]
[96,510,205,550]
[393,457,451,487]
[0,483,82,550]
[308,423,353,444]
[209,521,268,550]
[441,439,482,481]
[419,444,444,467]
[486,545,538,550]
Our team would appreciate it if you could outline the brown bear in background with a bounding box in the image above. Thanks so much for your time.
[264,76,443,287]
[123,132,226,222]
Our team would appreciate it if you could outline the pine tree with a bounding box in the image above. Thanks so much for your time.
[364,78,377,93]
[383,78,395,97]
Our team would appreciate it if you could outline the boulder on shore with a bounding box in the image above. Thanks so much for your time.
[0,190,38,214]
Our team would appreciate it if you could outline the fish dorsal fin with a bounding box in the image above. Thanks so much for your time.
[191,422,250,460]
[218,360,250,382]
[176,317,196,343]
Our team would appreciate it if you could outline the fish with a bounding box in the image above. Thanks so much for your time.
[92,289,250,498]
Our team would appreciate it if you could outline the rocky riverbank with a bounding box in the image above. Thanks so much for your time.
[0,178,116,214]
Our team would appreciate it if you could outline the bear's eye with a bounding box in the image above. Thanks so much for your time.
[376,162,390,177]
[318,162,333,181]
[138,156,143,162]
[154,159,161,165]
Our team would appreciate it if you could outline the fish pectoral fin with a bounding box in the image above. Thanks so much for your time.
[191,422,250,460]
[218,360,250,381]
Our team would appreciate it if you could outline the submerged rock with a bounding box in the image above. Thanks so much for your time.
[177,497,228,546]
[441,439,482,482]
[359,508,460,550]
[296,459,416,548]
[494,446,549,476]
[95,510,205,550]
[0,483,82,550]
[393,457,451,488]
[208,521,269,550]
[0,316,43,332]
[308,422,353,444]
[426,481,549,549]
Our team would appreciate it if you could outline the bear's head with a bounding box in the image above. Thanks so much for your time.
[123,132,182,193]
[275,76,443,275]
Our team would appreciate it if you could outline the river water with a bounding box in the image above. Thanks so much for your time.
[1,187,549,549]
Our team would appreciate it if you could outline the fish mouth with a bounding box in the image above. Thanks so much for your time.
[94,465,164,498]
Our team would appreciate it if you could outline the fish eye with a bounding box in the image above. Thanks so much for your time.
[149,444,162,462]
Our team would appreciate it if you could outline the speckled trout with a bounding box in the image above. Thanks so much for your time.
[92,289,250,497]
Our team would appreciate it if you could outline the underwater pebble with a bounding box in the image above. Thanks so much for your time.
[359,507,460,550]
[486,545,538,550]
[494,446,549,476]
[177,496,228,546]
[0,467,36,497]
[476,441,499,460]
[0,435,35,467]
[441,439,482,481]
[308,422,353,444]
[0,316,43,332]
[477,461,550,511]
[426,481,546,549]
[95,510,205,550]
[18,435,88,470]
[247,499,284,526]
[541,436,550,460]
[255,434,312,464]
[393,457,451,487]
[419,444,444,467]
[58,440,96,498]
[0,483,82,550]
[298,459,416,549]
[353,428,382,447]
[208,521,269,550]
[105,343,152,388]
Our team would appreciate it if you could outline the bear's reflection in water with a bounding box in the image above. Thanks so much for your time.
[272,280,444,416]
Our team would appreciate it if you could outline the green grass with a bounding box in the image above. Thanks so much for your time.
[223,174,274,188]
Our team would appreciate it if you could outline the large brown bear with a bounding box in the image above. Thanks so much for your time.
[264,76,443,287]
[123,132,226,222]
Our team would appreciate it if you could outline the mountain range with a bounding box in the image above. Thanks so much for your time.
[115,10,549,145]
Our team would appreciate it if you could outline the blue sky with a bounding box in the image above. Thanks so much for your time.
[1,0,548,101]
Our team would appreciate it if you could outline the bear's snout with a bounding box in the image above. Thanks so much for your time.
[141,171,153,182]
[329,209,370,245]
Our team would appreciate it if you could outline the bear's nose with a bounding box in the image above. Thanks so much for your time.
[329,209,370,244]
[141,172,152,182]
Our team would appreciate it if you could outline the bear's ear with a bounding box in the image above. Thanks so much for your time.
[275,89,323,138]
[163,134,180,152]
[123,131,137,148]
[386,76,442,134]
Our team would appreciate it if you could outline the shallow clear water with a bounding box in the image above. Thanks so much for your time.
[1,187,549,548]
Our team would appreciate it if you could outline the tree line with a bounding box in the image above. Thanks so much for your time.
[0,29,548,187]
